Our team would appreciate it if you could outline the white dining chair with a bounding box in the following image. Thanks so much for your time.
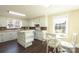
[56,33,78,53]
[45,33,60,53]
[55,34,68,53]
[71,33,78,53]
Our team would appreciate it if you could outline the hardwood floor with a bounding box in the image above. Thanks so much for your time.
[0,39,79,53]
[0,40,24,53]
[0,39,47,53]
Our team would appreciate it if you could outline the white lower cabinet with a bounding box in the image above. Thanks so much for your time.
[35,31,43,40]
[34,30,43,41]
[34,30,47,41]
[0,33,2,42]
[17,30,34,48]
[0,30,17,43]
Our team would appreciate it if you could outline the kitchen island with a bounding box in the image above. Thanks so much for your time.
[17,30,34,48]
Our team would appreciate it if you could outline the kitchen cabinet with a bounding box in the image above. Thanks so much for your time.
[0,30,17,43]
[40,17,47,27]
[29,16,48,27]
[34,30,47,41]
[34,18,40,25]
[34,30,43,40]
[22,20,28,27]
[0,17,7,27]
[0,33,2,42]
[17,30,34,48]
[30,19,35,27]
[29,18,40,27]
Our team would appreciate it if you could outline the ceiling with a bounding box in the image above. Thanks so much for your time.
[0,5,79,20]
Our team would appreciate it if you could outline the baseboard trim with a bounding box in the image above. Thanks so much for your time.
[0,39,17,44]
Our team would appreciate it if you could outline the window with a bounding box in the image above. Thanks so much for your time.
[53,15,68,34]
[7,20,22,29]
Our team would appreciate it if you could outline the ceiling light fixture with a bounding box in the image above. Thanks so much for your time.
[8,11,26,16]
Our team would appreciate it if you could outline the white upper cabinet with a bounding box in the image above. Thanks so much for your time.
[29,16,48,27]
[0,16,27,28]
[22,20,28,27]
[29,18,40,27]
[34,18,40,24]
[31,19,36,27]
[7,20,22,29]
[29,19,35,27]
[39,17,47,27]
[0,17,7,27]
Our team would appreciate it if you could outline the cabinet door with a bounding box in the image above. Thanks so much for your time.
[0,32,5,42]
[0,33,2,42]
[31,18,40,27]
[2,32,8,42]
[7,31,17,40]
[40,17,47,27]
[31,19,35,27]
[34,18,40,25]
[0,32,7,42]
[22,20,28,27]
[0,18,7,27]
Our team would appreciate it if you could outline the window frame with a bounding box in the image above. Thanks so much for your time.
[53,14,68,35]
[7,19,22,29]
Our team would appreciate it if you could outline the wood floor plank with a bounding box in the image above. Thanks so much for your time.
[0,39,79,53]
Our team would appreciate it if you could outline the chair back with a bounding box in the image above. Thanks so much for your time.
[46,33,59,47]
